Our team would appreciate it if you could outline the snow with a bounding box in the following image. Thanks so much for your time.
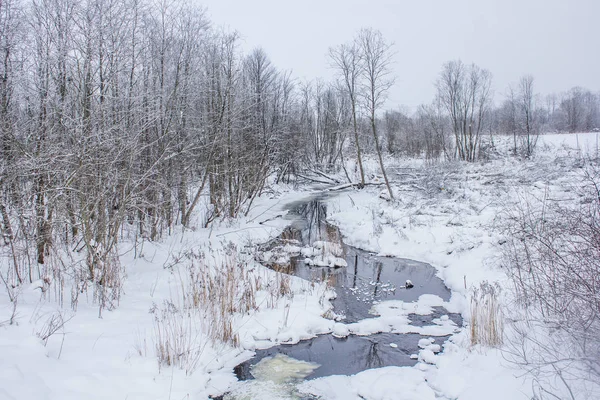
[304,254,348,268]
[3,133,600,400]
[423,332,532,400]
[332,323,350,338]
[298,367,436,400]
[311,132,600,399]
[0,188,336,399]
[338,294,459,337]
[302,240,348,267]
[418,348,438,365]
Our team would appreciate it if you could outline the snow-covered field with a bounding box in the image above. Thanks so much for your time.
[2,132,600,400]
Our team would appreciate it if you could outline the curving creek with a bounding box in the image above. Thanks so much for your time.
[218,194,462,399]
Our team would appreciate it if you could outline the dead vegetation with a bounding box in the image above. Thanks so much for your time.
[501,160,600,398]
[469,281,503,347]
[152,242,306,372]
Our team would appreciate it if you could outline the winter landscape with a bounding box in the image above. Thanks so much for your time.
[1,0,599,399]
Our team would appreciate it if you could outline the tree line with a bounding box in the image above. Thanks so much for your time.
[386,67,600,161]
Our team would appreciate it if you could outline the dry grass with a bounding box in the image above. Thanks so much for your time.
[470,281,504,347]
[133,329,148,357]
[151,300,205,375]
[180,253,247,346]
[277,273,292,297]
[152,243,304,372]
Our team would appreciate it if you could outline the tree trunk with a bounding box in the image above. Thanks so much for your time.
[370,116,393,199]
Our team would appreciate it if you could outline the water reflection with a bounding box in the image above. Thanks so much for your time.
[281,196,452,322]
[231,195,462,391]
[289,199,343,247]
[235,333,422,381]
[287,246,451,323]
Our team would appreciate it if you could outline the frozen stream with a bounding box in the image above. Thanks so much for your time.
[219,194,462,399]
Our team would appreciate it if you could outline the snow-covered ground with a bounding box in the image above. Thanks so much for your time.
[2,132,600,399]
[0,189,338,399]
[310,132,600,400]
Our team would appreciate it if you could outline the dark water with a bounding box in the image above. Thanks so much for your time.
[275,197,456,323]
[283,246,453,323]
[233,194,462,385]
[235,332,425,381]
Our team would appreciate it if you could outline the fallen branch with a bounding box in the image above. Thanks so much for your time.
[259,214,283,225]
[310,169,341,184]
[295,174,335,185]
[325,182,385,191]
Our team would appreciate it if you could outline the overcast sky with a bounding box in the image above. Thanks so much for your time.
[198,0,599,111]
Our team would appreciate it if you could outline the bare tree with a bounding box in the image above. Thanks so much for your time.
[502,86,519,155]
[0,0,25,283]
[558,87,600,133]
[357,28,395,199]
[561,88,583,133]
[415,104,448,162]
[296,79,348,172]
[329,41,366,186]
[518,75,538,157]
[436,60,492,162]
[383,110,400,155]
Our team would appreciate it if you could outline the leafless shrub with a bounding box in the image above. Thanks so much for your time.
[506,316,598,400]
[417,162,459,197]
[501,161,600,397]
[0,269,18,305]
[0,289,18,326]
[32,309,73,360]
[470,281,503,347]
[35,311,73,346]
[30,239,123,316]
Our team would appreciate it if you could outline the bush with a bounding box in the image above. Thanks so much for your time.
[502,161,600,398]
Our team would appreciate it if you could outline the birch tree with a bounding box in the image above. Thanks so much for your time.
[518,75,538,157]
[329,41,365,186]
[358,28,395,198]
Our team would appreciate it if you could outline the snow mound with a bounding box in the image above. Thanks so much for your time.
[299,366,436,400]
[301,240,347,267]
[258,240,302,266]
[332,323,350,338]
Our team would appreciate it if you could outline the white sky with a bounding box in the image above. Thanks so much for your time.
[198,0,600,110]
